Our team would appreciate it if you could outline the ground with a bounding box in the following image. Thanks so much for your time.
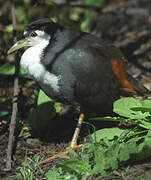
[1,0,151,179]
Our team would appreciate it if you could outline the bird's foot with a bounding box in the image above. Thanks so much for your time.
[39,144,83,165]
[39,113,85,165]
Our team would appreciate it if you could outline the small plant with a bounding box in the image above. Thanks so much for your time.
[46,166,79,180]
[80,0,104,32]
[27,90,62,133]
[45,147,92,180]
[91,97,151,129]
[45,97,151,179]
[16,154,43,180]
[16,97,151,179]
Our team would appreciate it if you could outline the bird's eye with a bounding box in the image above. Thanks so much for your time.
[30,32,37,38]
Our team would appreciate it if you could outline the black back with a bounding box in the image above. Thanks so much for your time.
[25,18,121,114]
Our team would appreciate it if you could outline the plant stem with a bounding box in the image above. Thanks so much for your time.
[6,2,19,170]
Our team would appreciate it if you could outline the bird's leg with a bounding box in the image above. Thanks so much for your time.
[39,113,84,165]
[70,113,84,148]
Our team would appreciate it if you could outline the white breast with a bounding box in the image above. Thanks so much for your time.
[20,40,60,93]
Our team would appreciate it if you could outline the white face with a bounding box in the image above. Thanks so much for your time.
[24,30,51,47]
[20,29,60,94]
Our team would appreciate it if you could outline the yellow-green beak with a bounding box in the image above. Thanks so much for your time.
[7,39,28,54]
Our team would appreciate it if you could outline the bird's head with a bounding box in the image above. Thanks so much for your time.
[8,18,62,54]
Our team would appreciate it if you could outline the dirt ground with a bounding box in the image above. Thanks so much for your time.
[1,0,151,179]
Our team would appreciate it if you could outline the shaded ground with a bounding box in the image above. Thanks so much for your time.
[1,0,151,179]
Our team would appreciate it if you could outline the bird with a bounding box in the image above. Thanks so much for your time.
[8,18,150,164]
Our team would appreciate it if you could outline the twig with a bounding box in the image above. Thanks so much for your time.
[6,2,19,170]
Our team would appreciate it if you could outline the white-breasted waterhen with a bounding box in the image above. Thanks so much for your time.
[8,18,150,164]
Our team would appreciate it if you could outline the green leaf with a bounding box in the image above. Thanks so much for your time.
[118,141,138,162]
[80,10,91,32]
[113,97,142,118]
[92,140,119,173]
[89,116,127,123]
[37,90,54,105]
[131,99,151,113]
[0,110,10,117]
[81,0,104,32]
[139,120,151,129]
[46,167,63,180]
[131,107,151,113]
[0,64,30,78]
[6,25,13,32]
[54,102,62,113]
[60,158,91,177]
[28,101,56,133]
[28,90,63,133]
[0,65,15,75]
[91,127,125,142]
[141,99,151,108]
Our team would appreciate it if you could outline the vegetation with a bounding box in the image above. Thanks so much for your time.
[17,154,43,180]
[16,97,151,179]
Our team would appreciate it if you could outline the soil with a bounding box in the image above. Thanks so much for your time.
[1,0,151,179]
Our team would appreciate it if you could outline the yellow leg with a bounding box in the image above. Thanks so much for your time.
[70,113,84,148]
[39,113,85,165]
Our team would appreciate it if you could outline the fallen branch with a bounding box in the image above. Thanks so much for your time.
[6,2,20,170]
